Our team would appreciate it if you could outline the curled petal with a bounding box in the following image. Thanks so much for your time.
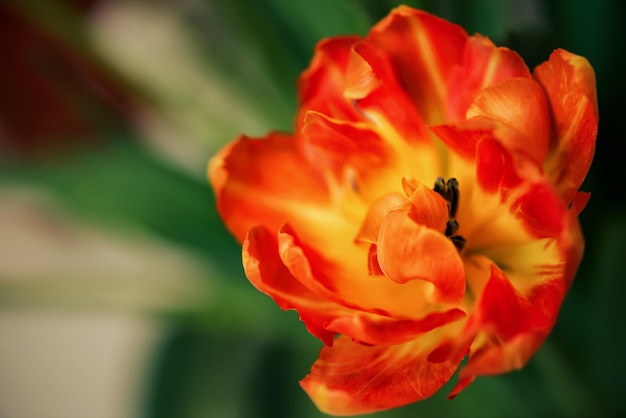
[301,111,391,177]
[343,43,381,100]
[328,308,466,347]
[244,226,336,345]
[404,176,450,230]
[345,41,430,145]
[467,78,551,164]
[297,36,363,127]
[430,117,528,163]
[447,35,531,121]
[533,49,598,203]
[355,192,407,244]
[301,335,463,416]
[244,223,466,351]
[377,207,465,304]
[246,225,446,347]
[279,223,464,331]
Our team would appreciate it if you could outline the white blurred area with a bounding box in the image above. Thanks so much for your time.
[0,311,161,418]
[0,186,213,418]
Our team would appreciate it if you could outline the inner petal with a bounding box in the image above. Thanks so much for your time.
[376,206,466,305]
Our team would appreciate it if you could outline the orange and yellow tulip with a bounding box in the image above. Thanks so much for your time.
[209,6,597,416]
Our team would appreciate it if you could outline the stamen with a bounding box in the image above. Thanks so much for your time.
[433,177,465,252]
[433,177,460,218]
[445,219,459,237]
[450,235,466,251]
[446,178,459,218]
[434,176,446,195]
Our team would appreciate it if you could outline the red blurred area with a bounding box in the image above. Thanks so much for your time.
[0,1,139,157]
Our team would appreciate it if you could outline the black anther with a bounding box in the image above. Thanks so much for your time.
[434,177,446,194]
[446,178,459,218]
[445,219,459,237]
[450,235,466,251]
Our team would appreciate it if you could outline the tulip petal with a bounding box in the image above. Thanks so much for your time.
[452,210,584,397]
[404,177,450,231]
[301,111,392,182]
[297,36,363,128]
[510,181,566,238]
[355,192,407,244]
[474,136,568,239]
[447,35,531,121]
[533,49,598,203]
[467,78,551,164]
[377,207,465,304]
[449,264,553,398]
[243,225,336,345]
[278,223,466,336]
[244,224,467,346]
[342,41,443,186]
[367,6,466,124]
[209,132,365,248]
[209,132,326,241]
[327,307,466,347]
[301,335,462,416]
[430,116,526,163]
[345,41,431,145]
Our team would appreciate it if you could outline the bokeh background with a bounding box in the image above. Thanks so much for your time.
[1,0,624,417]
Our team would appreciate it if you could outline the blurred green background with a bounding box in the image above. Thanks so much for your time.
[0,1,624,417]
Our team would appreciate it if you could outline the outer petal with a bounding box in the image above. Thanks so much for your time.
[367,5,467,124]
[209,132,363,249]
[533,49,598,204]
[301,335,463,416]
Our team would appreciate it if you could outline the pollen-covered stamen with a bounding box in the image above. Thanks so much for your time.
[434,177,465,251]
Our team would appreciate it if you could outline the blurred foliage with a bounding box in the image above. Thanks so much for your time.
[1,0,624,417]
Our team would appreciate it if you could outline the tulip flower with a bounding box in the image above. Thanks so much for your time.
[209,6,597,416]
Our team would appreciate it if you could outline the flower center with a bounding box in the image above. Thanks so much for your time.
[434,177,466,251]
